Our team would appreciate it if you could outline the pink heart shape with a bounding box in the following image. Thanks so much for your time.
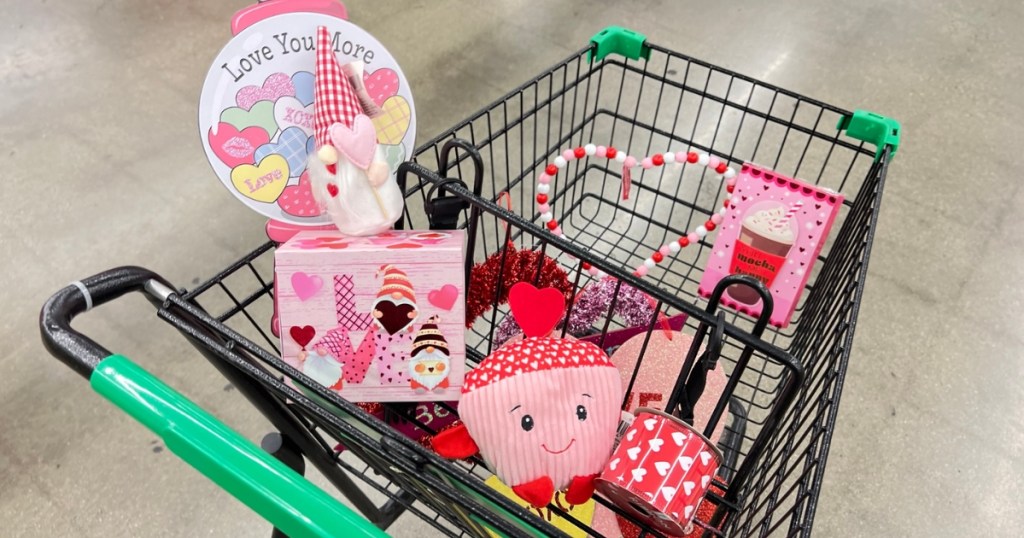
[508,282,565,337]
[427,285,459,311]
[278,172,322,217]
[386,242,421,249]
[362,68,400,107]
[329,115,376,169]
[236,72,295,110]
[291,272,323,301]
[208,122,270,168]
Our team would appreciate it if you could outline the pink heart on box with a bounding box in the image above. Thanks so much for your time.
[208,122,270,168]
[362,68,399,107]
[291,272,323,301]
[427,285,459,311]
[236,73,295,110]
[328,115,376,169]
[278,172,321,217]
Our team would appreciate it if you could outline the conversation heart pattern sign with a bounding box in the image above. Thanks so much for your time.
[199,13,416,225]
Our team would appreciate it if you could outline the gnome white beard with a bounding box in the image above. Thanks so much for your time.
[409,349,450,390]
[308,146,404,236]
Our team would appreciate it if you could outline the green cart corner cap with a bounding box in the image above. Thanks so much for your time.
[589,26,651,63]
[837,109,901,161]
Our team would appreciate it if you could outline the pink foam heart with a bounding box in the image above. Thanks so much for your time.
[236,73,295,110]
[362,68,399,107]
[208,122,270,168]
[291,272,323,301]
[428,285,459,311]
[508,282,565,337]
[328,115,376,169]
[278,172,321,217]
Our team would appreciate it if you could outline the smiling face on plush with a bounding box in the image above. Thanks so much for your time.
[459,337,622,492]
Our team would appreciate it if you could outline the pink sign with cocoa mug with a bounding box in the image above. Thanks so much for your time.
[698,163,843,328]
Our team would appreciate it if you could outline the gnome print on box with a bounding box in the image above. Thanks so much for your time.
[307,26,404,236]
[432,283,623,511]
[409,316,451,393]
[371,264,418,385]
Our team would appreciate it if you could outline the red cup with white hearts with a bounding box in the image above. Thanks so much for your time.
[596,408,723,536]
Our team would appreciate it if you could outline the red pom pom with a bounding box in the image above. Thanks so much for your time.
[545,164,557,176]
[686,152,699,163]
[546,219,558,230]
[536,194,548,204]
[716,162,729,174]
[652,251,664,263]
[705,220,716,231]
[678,236,690,247]
[652,154,664,166]
[606,147,617,158]
[574,147,586,159]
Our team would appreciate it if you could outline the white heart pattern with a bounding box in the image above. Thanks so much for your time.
[679,456,694,470]
[655,461,671,476]
[649,438,664,452]
[672,431,687,446]
[609,457,620,471]
[700,451,712,466]
[530,361,539,369]
[702,475,711,488]
[661,486,677,501]
[631,468,647,482]
[685,506,694,519]
[683,481,695,495]
[644,418,658,431]
[626,429,637,442]
[627,447,641,460]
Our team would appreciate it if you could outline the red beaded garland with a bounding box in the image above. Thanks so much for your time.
[686,152,699,163]
[652,251,664,263]
[546,219,558,230]
[678,237,690,247]
[606,147,617,158]
[726,184,735,193]
[582,261,592,270]
[652,154,664,166]
[705,220,716,231]
[574,147,586,158]
[536,194,548,204]
[545,164,557,176]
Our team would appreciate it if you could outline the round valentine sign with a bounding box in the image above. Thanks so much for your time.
[198,13,416,225]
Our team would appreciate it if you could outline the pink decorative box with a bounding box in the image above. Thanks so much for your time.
[275,229,466,402]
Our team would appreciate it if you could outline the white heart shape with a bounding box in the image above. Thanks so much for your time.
[631,468,647,482]
[626,429,637,442]
[672,431,687,446]
[685,505,694,519]
[530,361,539,369]
[702,475,711,488]
[655,461,671,476]
[683,481,695,495]
[506,365,513,373]
[649,438,664,452]
[679,456,693,470]
[627,446,641,460]
[700,451,712,466]
[644,418,657,431]
[661,486,676,501]
[273,96,315,136]
[572,355,580,363]
[609,457,620,471]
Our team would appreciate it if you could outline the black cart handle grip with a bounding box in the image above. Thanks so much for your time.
[39,266,175,379]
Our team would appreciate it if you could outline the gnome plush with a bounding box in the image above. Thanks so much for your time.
[432,283,623,509]
[308,26,404,236]
[409,316,452,393]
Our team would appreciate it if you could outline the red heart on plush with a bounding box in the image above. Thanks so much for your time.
[508,282,565,337]
[278,172,321,217]
[208,122,270,168]
[289,325,316,348]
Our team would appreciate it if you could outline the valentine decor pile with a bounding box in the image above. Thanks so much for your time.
[465,241,574,329]
[276,230,466,402]
[433,283,623,509]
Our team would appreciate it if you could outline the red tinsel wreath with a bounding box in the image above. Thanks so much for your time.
[465,241,574,328]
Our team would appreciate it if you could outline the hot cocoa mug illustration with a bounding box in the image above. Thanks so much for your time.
[727,201,797,305]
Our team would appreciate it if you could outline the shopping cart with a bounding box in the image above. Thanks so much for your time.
[40,27,898,538]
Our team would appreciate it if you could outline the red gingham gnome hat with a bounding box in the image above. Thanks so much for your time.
[313,25,362,150]
[462,337,614,392]
[376,264,416,303]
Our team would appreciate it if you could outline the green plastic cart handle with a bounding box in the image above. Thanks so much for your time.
[91,354,387,538]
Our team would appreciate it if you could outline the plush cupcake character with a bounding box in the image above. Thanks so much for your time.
[308,25,403,236]
[433,283,623,509]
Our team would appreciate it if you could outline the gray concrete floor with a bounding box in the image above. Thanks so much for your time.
[3,0,1022,536]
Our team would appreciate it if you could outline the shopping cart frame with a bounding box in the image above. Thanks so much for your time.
[40,27,898,538]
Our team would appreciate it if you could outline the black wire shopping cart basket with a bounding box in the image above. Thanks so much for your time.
[40,27,899,538]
